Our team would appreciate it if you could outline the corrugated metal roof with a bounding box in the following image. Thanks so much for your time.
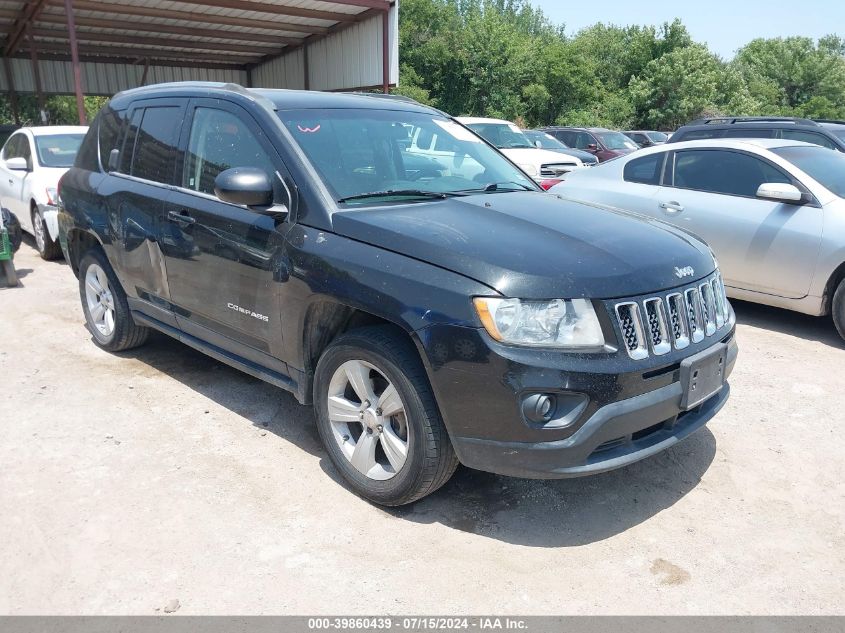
[0,0,397,97]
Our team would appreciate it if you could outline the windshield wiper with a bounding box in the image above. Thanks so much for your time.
[453,181,535,195]
[337,189,453,203]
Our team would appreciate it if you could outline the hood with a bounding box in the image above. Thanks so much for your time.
[500,147,582,168]
[545,147,598,163]
[331,192,716,300]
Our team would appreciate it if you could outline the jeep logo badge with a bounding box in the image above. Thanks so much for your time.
[674,266,695,279]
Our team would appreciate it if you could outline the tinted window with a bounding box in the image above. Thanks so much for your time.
[624,153,664,185]
[98,107,124,170]
[675,129,721,141]
[771,145,845,197]
[35,134,84,168]
[183,107,277,196]
[722,128,775,139]
[131,107,180,184]
[647,131,669,143]
[119,109,142,174]
[551,130,577,146]
[780,129,837,150]
[673,149,791,197]
[74,125,99,171]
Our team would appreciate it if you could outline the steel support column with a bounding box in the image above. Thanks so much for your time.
[26,23,47,123]
[381,9,389,93]
[1,57,20,125]
[63,0,86,125]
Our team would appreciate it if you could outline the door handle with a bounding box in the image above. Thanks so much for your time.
[168,210,196,225]
[8,179,12,185]
[659,201,684,213]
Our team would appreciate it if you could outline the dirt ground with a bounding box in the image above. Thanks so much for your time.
[1,238,843,615]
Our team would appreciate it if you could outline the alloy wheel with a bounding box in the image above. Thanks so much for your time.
[33,212,45,253]
[327,359,409,480]
[84,263,115,337]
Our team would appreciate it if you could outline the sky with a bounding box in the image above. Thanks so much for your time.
[533,0,845,59]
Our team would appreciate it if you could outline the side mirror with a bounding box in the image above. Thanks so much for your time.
[108,148,120,172]
[214,167,275,208]
[5,156,28,171]
[756,182,811,204]
[533,140,542,148]
[586,143,598,151]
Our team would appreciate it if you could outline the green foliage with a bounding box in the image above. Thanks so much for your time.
[398,0,845,129]
[0,94,107,126]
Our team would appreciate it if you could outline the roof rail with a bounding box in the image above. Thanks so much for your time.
[813,119,845,126]
[686,116,818,126]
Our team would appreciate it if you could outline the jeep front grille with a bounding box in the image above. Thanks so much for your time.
[614,273,730,360]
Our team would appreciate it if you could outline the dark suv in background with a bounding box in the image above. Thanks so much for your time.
[58,82,736,506]
[669,116,845,152]
[540,126,640,162]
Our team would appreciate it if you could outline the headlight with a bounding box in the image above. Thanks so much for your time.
[46,187,58,206]
[473,297,605,348]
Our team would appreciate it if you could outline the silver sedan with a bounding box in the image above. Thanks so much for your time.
[549,138,845,340]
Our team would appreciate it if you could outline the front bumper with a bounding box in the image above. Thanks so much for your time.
[451,374,730,479]
[37,203,60,241]
[418,322,737,479]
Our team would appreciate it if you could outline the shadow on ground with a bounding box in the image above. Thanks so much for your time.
[120,331,719,548]
[732,299,842,348]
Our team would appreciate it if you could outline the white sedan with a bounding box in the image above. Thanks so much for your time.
[549,138,845,338]
[0,126,88,259]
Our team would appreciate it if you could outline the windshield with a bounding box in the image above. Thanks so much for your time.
[772,145,845,197]
[596,131,639,150]
[35,134,85,168]
[464,122,534,149]
[280,109,537,204]
[524,131,570,150]
[646,131,669,143]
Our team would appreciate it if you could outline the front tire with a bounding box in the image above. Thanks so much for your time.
[32,207,62,260]
[313,326,458,506]
[833,278,845,342]
[78,249,149,352]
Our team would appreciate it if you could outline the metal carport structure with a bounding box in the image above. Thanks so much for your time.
[0,0,398,124]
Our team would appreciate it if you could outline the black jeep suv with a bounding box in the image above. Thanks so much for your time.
[59,82,737,505]
[669,116,845,151]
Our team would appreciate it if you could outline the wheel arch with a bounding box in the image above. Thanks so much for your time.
[299,299,423,405]
[65,228,104,278]
[822,259,845,316]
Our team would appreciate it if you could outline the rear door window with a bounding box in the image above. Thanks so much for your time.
[98,107,125,171]
[672,149,791,197]
[623,153,665,185]
[130,106,181,184]
[780,129,837,150]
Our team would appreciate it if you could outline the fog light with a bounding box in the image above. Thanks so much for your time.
[522,393,556,423]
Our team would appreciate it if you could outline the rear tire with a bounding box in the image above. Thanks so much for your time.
[32,207,62,260]
[833,278,845,343]
[78,248,149,352]
[313,326,458,506]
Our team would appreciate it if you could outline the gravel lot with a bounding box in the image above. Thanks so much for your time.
[1,238,843,615]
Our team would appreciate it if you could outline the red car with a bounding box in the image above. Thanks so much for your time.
[539,126,640,162]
